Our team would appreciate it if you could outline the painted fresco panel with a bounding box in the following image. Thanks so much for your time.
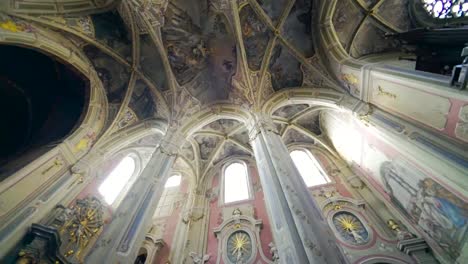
[369,78,451,130]
[381,159,467,259]
[322,111,468,261]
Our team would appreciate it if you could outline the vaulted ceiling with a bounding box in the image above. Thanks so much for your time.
[1,0,416,186]
[158,0,337,106]
[331,0,414,58]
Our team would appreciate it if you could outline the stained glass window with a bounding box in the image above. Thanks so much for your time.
[290,149,330,187]
[224,162,250,204]
[422,0,468,19]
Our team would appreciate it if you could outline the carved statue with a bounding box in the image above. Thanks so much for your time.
[189,252,210,263]
[387,219,415,241]
[268,242,279,263]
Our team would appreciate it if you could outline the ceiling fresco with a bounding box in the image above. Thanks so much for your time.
[195,135,223,161]
[91,11,132,61]
[201,119,242,134]
[273,104,309,119]
[129,79,158,120]
[256,0,289,22]
[282,0,314,57]
[1,0,417,187]
[376,0,412,31]
[331,0,415,58]
[350,20,400,58]
[269,44,303,91]
[296,112,322,136]
[176,118,252,184]
[283,129,315,145]
[213,142,250,165]
[272,104,321,146]
[332,0,364,51]
[140,34,169,92]
[162,1,237,102]
[83,45,130,104]
[240,4,271,71]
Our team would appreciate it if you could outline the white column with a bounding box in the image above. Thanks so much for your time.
[85,131,183,263]
[248,114,347,264]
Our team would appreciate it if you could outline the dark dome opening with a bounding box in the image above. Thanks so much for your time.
[0,45,89,179]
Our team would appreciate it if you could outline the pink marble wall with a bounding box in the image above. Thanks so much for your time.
[206,161,274,264]
[154,178,189,264]
[323,111,467,261]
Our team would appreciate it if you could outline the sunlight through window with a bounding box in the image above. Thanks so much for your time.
[98,156,136,205]
[290,150,330,187]
[422,0,467,18]
[165,175,181,188]
[154,175,182,218]
[224,162,250,204]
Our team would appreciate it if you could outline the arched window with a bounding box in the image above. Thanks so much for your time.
[154,175,182,218]
[422,0,467,19]
[290,149,330,187]
[224,162,250,204]
[98,156,136,205]
[165,174,181,188]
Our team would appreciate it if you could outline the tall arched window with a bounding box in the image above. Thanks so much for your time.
[290,149,330,187]
[98,156,136,205]
[224,162,250,204]
[154,175,182,218]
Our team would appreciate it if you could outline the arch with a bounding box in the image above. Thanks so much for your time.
[98,154,139,206]
[97,119,168,156]
[0,16,108,160]
[180,104,253,137]
[289,148,331,187]
[202,155,256,190]
[357,255,411,264]
[221,160,252,204]
[0,0,119,15]
[134,247,148,264]
[164,175,181,188]
[0,44,88,177]
[262,88,361,116]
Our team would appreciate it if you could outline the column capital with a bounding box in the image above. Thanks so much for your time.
[246,113,278,141]
[158,126,185,156]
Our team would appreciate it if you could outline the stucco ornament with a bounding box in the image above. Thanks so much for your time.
[387,219,415,241]
[268,242,279,263]
[332,212,369,245]
[189,252,211,263]
[227,231,252,264]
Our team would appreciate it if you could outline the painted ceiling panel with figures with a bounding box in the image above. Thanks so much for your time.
[331,0,415,58]
[140,34,169,92]
[282,0,314,57]
[177,118,252,184]
[91,11,132,61]
[256,0,289,22]
[162,0,237,103]
[83,44,130,103]
[272,104,323,146]
[240,4,272,71]
[269,44,303,91]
